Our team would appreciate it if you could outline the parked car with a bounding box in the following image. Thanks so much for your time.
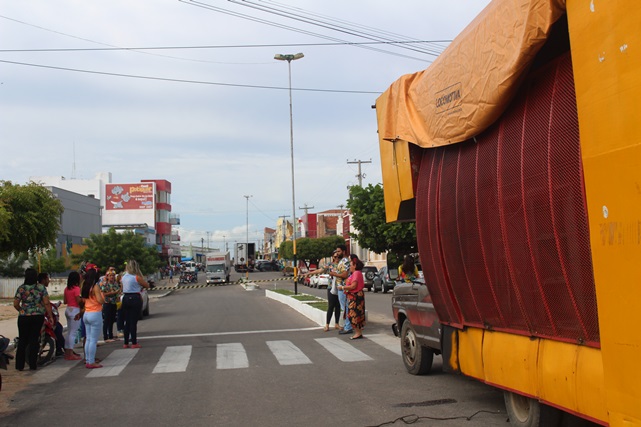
[255,260,279,272]
[316,274,330,289]
[309,275,319,288]
[374,266,396,293]
[361,266,379,291]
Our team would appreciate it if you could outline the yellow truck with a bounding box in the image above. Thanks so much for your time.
[375,1,640,425]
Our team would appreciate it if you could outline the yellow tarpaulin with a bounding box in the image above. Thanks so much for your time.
[376,0,565,148]
[376,0,566,222]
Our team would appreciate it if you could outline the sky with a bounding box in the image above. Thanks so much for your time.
[0,0,491,248]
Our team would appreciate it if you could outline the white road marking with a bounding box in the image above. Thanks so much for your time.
[367,334,402,356]
[86,348,138,378]
[315,337,373,362]
[140,327,321,341]
[153,345,192,373]
[31,358,82,384]
[266,340,312,365]
[217,343,248,369]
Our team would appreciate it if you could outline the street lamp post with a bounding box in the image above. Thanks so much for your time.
[244,195,252,279]
[275,52,304,295]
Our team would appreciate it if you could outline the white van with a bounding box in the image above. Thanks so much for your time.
[184,261,197,273]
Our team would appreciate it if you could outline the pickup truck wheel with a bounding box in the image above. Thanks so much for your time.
[400,319,433,375]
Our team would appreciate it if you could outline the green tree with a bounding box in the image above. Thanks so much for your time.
[30,248,67,274]
[347,183,417,255]
[0,181,64,256]
[279,236,345,266]
[0,252,29,277]
[296,236,345,267]
[73,228,161,275]
[279,240,292,260]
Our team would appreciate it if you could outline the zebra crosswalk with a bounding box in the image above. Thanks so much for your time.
[30,334,400,382]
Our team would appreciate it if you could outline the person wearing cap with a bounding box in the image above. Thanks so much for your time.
[303,252,341,332]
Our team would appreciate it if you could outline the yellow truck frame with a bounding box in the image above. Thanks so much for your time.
[375,1,641,425]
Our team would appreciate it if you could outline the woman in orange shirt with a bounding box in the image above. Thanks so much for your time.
[81,268,104,369]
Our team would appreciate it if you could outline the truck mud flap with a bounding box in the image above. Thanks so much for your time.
[440,325,460,374]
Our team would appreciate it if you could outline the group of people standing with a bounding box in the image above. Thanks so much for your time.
[305,244,367,340]
[13,259,149,371]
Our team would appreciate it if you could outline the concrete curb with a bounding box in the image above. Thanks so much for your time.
[265,289,327,327]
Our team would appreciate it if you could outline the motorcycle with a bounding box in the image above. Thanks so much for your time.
[0,335,14,392]
[179,272,197,284]
[36,302,60,366]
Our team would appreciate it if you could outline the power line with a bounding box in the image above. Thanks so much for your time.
[228,0,447,57]
[0,40,451,53]
[181,0,433,63]
[0,58,381,94]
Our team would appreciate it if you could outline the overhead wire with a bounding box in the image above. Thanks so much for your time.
[0,58,381,94]
[0,14,251,65]
[0,40,451,53]
[227,0,446,57]
[258,0,449,54]
[181,0,433,63]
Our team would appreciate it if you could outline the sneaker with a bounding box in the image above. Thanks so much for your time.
[85,363,103,369]
[117,331,124,338]
[131,343,141,349]
[123,344,130,349]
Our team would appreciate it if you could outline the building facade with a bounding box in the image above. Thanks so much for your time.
[46,186,102,257]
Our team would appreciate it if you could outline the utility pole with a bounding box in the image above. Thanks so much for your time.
[299,203,314,217]
[244,195,252,279]
[298,204,314,238]
[347,159,372,187]
[278,215,289,246]
[337,204,345,243]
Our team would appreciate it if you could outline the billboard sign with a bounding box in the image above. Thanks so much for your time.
[103,182,155,227]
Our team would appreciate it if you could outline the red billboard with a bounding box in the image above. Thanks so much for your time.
[105,183,154,210]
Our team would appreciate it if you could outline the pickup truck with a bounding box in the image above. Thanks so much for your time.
[390,268,441,375]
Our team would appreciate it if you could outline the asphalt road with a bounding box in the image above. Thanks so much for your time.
[1,271,513,427]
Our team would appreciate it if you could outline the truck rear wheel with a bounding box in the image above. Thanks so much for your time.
[503,392,562,427]
[400,319,433,375]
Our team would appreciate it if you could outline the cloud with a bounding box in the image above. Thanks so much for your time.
[0,0,491,244]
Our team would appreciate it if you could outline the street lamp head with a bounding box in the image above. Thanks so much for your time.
[274,53,304,62]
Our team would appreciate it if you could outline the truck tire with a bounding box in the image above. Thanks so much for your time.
[400,319,433,375]
[503,392,562,427]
